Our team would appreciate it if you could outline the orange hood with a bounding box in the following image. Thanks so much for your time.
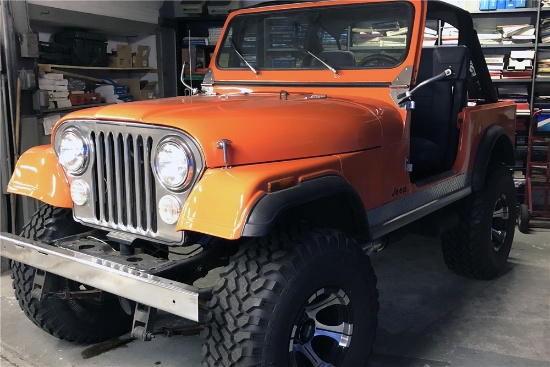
[61,93,385,168]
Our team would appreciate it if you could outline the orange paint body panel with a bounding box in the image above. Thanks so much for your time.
[177,156,342,239]
[7,145,71,208]
[453,101,516,174]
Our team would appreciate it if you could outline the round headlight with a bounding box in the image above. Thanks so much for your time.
[57,129,89,175]
[154,138,193,191]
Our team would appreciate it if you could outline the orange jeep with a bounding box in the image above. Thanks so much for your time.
[1,1,516,365]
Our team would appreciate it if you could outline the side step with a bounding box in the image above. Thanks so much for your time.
[0,232,200,322]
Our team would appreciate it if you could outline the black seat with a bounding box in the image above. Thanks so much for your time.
[315,50,356,67]
[410,46,469,177]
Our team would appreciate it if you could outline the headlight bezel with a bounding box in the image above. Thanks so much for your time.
[153,136,195,192]
[55,127,91,176]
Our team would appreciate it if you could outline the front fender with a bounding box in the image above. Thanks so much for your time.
[8,145,71,208]
[176,156,342,240]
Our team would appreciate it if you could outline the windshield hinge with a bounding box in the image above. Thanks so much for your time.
[389,66,413,108]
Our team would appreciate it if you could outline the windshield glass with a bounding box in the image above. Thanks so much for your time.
[217,2,414,71]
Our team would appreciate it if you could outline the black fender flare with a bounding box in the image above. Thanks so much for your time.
[472,125,515,192]
[241,175,368,238]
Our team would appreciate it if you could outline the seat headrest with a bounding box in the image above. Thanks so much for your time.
[433,46,469,80]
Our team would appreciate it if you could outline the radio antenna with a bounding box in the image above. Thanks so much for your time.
[188,30,193,92]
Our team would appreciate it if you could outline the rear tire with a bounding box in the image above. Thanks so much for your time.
[11,204,133,344]
[518,203,530,234]
[201,227,379,366]
[442,163,516,280]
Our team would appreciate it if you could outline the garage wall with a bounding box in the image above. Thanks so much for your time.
[28,0,164,24]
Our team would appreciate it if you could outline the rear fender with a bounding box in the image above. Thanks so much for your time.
[7,145,71,208]
[176,156,343,240]
[472,125,515,191]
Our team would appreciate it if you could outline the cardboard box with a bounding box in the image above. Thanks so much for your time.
[108,55,117,67]
[207,0,240,16]
[182,47,205,70]
[115,44,132,68]
[114,78,140,100]
[133,45,151,68]
[115,78,157,100]
[196,48,206,68]
[55,99,72,108]
[21,33,39,58]
[507,58,533,70]
[140,82,157,100]
[180,1,205,15]
[182,47,196,64]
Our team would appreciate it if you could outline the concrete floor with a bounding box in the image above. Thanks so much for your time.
[1,229,549,367]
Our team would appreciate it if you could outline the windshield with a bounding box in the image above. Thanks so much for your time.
[217,2,414,71]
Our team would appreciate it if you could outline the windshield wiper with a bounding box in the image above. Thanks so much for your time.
[228,38,259,76]
[292,44,339,76]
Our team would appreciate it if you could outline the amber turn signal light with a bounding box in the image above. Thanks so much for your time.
[267,176,296,193]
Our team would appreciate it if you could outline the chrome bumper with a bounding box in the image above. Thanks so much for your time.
[0,232,199,322]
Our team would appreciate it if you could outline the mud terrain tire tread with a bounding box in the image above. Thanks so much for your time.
[11,204,132,344]
[201,226,379,366]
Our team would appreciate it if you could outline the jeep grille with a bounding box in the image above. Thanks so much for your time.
[54,120,205,244]
[91,131,158,234]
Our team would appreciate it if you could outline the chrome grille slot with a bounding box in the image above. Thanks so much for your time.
[92,131,157,235]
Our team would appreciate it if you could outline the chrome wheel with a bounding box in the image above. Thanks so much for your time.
[491,193,510,252]
[289,287,352,367]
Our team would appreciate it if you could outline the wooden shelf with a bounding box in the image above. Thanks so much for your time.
[38,64,159,73]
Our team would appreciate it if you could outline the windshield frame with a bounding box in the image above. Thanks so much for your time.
[215,1,415,73]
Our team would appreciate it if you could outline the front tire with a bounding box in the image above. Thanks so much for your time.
[201,227,379,366]
[11,204,133,344]
[442,163,516,280]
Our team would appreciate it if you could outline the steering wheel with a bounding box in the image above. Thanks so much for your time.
[358,53,399,67]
